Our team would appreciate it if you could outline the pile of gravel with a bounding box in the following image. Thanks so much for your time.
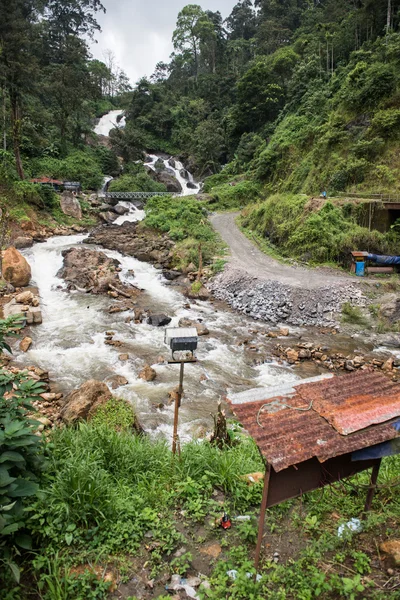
[209,267,366,327]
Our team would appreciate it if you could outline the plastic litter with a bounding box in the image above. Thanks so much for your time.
[166,575,201,599]
[337,518,362,538]
[227,570,262,582]
[234,515,252,522]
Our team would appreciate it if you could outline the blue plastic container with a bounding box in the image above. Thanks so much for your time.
[355,261,365,277]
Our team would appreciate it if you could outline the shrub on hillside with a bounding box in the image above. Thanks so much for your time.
[207,180,261,210]
[242,195,398,265]
[109,172,166,193]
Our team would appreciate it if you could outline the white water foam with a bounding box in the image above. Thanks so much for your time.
[19,204,299,438]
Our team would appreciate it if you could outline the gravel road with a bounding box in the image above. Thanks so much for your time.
[211,212,357,290]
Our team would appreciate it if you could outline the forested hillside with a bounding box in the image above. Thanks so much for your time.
[0,0,129,202]
[120,0,400,198]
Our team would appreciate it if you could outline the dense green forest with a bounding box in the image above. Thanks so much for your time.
[0,0,131,201]
[3,0,400,201]
[119,0,400,199]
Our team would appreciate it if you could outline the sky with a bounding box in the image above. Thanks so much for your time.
[89,0,235,84]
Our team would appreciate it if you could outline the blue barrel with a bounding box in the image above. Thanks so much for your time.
[355,261,365,277]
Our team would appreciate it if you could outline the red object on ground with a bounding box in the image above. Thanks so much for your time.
[221,513,231,530]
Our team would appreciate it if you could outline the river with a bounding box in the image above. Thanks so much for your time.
[17,204,300,442]
[16,112,301,442]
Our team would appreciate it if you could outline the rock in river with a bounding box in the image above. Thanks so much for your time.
[147,314,172,327]
[58,247,134,296]
[61,380,112,424]
[87,221,175,269]
[139,365,157,381]
[2,247,31,287]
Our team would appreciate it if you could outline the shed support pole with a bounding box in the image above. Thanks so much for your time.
[172,362,184,455]
[363,459,382,518]
[254,463,271,572]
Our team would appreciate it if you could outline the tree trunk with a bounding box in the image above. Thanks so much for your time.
[387,0,392,35]
[10,95,24,180]
[3,86,6,153]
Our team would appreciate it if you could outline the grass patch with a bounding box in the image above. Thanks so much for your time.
[2,419,400,599]
[91,398,137,432]
[342,302,369,326]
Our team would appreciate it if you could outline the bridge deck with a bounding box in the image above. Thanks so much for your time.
[104,191,173,200]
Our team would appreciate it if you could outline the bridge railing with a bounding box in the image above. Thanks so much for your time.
[104,191,174,200]
[335,192,400,203]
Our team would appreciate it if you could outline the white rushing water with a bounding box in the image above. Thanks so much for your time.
[145,154,200,197]
[18,203,299,441]
[94,110,125,137]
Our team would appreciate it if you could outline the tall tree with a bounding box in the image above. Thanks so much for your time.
[0,0,40,179]
[173,5,205,78]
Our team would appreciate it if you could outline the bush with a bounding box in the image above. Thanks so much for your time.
[0,369,46,584]
[371,108,400,137]
[242,195,398,265]
[207,180,262,210]
[144,196,214,242]
[109,172,166,193]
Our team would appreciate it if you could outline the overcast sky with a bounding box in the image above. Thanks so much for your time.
[89,0,236,84]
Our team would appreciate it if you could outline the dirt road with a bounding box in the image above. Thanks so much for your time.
[211,212,357,290]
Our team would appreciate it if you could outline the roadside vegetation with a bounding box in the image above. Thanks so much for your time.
[142,195,226,271]
[239,195,400,266]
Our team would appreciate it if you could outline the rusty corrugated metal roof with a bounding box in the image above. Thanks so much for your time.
[300,373,400,435]
[227,371,400,472]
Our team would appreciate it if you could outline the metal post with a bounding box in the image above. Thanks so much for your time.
[172,362,185,455]
[363,459,382,518]
[254,462,271,572]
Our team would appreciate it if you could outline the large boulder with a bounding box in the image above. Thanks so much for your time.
[146,167,182,193]
[58,247,123,294]
[87,221,175,269]
[99,211,118,224]
[155,171,182,194]
[60,191,82,220]
[2,247,31,287]
[147,314,172,327]
[113,203,129,215]
[14,236,33,250]
[61,380,112,424]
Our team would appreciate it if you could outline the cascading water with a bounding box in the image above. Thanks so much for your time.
[94,110,126,137]
[145,154,200,197]
[18,204,299,441]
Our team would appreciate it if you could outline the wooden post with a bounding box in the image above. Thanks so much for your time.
[363,459,382,518]
[254,462,271,573]
[172,362,185,454]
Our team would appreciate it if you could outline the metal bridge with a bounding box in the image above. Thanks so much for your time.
[104,191,173,200]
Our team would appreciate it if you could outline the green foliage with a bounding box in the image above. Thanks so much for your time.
[144,196,214,242]
[34,554,112,600]
[207,180,262,210]
[242,195,397,265]
[0,364,46,584]
[342,61,397,111]
[341,302,368,326]
[91,399,137,432]
[108,172,166,193]
[30,152,103,191]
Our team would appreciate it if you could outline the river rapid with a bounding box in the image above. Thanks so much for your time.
[13,111,304,442]
[16,202,302,442]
